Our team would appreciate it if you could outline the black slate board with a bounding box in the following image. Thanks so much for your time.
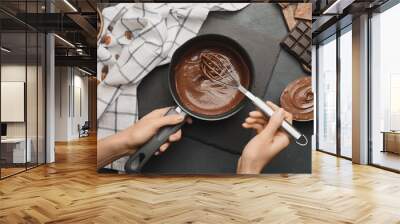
[262,50,313,173]
[137,3,312,174]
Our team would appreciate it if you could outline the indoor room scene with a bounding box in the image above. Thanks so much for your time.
[0,1,399,223]
[0,0,97,179]
[315,1,400,172]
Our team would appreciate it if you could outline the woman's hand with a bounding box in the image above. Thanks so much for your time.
[237,101,292,174]
[121,107,191,155]
[97,107,191,169]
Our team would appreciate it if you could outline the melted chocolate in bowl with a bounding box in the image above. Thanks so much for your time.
[175,45,250,116]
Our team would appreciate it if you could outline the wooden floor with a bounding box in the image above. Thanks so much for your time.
[1,167,26,178]
[0,136,400,224]
[1,163,45,178]
[372,150,400,171]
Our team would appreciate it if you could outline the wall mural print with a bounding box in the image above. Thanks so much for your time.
[96,3,313,174]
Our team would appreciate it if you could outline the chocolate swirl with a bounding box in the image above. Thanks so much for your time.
[280,76,313,121]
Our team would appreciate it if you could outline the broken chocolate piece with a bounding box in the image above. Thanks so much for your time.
[294,3,312,21]
[281,4,297,31]
[280,76,313,121]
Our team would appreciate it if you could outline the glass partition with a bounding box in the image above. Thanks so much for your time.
[0,1,46,179]
[0,31,28,177]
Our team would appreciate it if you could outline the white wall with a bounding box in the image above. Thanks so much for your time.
[1,65,25,138]
[1,65,27,139]
[72,73,89,138]
[55,66,69,141]
[54,67,89,141]
[1,82,25,122]
[1,65,42,137]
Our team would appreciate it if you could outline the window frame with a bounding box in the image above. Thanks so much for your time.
[367,1,400,173]
[315,24,353,160]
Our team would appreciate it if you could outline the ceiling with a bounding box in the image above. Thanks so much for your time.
[0,0,96,74]
[1,0,395,74]
[1,32,45,65]
[311,0,391,43]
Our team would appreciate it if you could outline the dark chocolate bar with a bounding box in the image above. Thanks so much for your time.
[280,21,312,70]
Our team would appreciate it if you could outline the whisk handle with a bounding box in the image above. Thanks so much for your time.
[239,87,307,146]
[124,107,187,173]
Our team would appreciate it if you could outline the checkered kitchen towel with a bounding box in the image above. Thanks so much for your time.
[97,3,249,171]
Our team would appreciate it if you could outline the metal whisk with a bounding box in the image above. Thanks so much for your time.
[199,51,308,146]
[200,52,238,87]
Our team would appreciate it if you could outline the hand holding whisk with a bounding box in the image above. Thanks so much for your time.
[199,51,308,146]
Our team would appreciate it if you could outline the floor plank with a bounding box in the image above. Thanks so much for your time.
[0,135,399,224]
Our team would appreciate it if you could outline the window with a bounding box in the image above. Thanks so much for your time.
[339,27,352,158]
[370,3,400,171]
[317,35,337,154]
[316,25,353,159]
